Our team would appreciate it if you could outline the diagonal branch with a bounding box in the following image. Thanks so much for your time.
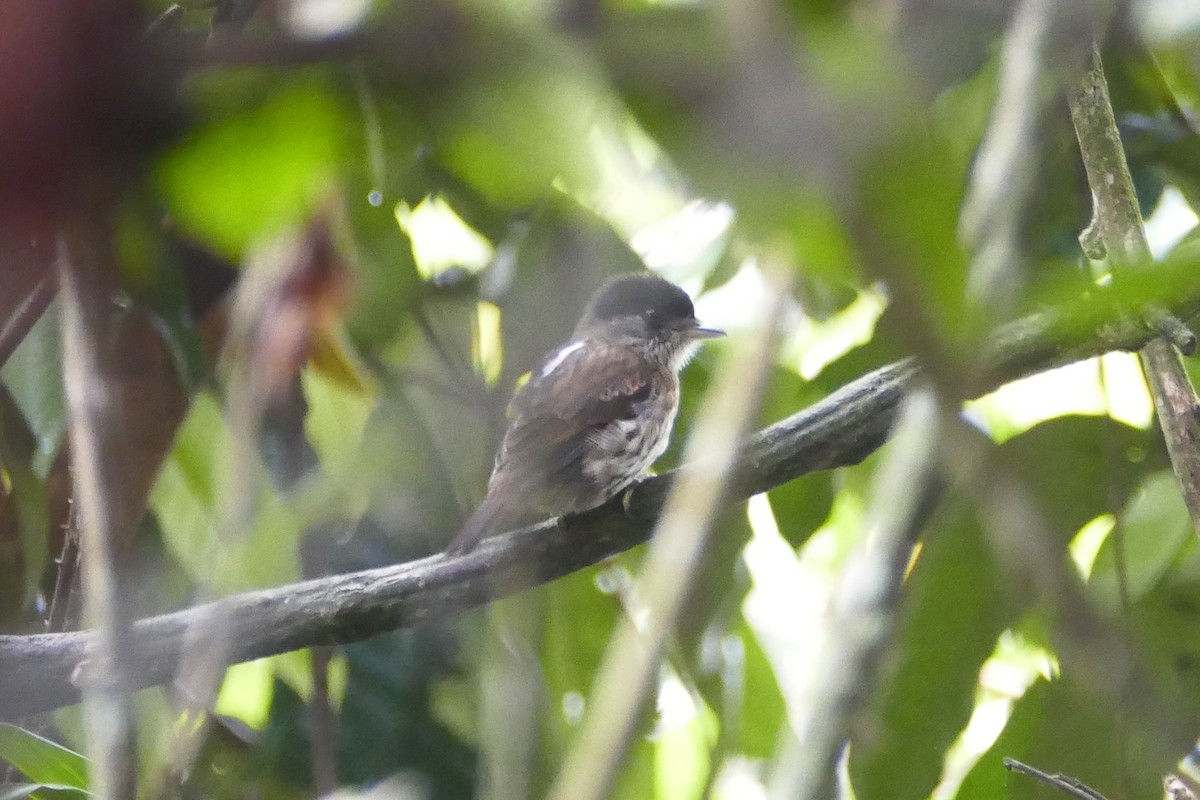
[0,281,1199,719]
[0,276,56,371]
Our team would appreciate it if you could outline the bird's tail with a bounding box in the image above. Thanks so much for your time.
[445,492,507,554]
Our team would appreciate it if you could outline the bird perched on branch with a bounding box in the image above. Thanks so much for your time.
[447,273,724,553]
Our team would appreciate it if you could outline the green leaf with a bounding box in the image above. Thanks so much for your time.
[150,393,302,592]
[0,302,65,478]
[1130,578,1200,738]
[0,783,88,800]
[955,680,1049,800]
[956,575,1200,800]
[341,189,422,349]
[439,68,596,206]
[541,567,623,767]
[0,724,88,791]
[735,621,788,759]
[301,369,374,475]
[860,130,970,340]
[158,77,348,260]
[0,387,49,611]
[781,193,861,318]
[967,674,1165,800]
[1000,416,1166,538]
[1088,470,1193,609]
[334,632,475,796]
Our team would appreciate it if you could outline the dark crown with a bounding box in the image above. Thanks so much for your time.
[579,274,695,329]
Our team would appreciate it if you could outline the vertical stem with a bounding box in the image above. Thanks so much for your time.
[1067,47,1200,538]
[56,221,137,798]
[767,390,943,800]
[549,270,790,800]
[309,646,338,795]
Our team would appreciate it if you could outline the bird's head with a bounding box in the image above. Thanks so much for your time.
[574,273,724,368]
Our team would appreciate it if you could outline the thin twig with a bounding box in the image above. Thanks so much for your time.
[1005,757,1111,800]
[1067,47,1200,538]
[412,302,476,387]
[1,282,1200,719]
[46,504,80,634]
[144,3,184,39]
[0,276,56,371]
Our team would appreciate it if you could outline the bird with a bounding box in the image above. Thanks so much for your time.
[446,272,724,553]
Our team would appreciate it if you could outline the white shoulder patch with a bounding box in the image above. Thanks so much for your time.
[541,341,585,377]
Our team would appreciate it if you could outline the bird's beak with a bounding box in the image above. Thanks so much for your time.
[683,318,725,339]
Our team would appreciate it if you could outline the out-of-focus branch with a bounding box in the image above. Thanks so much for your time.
[309,647,338,796]
[1,282,1200,719]
[959,0,1101,314]
[56,224,138,798]
[0,277,56,370]
[1067,47,1200,537]
[548,271,789,800]
[841,37,1197,783]
[767,389,943,800]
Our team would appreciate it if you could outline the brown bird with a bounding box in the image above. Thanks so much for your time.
[447,273,724,553]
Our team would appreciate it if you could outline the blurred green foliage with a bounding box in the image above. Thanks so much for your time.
[3,0,1200,799]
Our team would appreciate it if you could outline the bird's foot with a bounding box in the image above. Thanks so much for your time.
[620,485,638,517]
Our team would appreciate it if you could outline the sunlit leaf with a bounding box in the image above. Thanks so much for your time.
[150,393,302,592]
[999,416,1166,538]
[733,621,788,760]
[0,782,87,799]
[0,725,87,791]
[158,77,348,260]
[955,679,1049,800]
[1088,470,1193,609]
[654,684,717,800]
[0,303,65,478]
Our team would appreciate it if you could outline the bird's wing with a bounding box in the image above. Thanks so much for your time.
[499,343,653,485]
[447,343,654,553]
